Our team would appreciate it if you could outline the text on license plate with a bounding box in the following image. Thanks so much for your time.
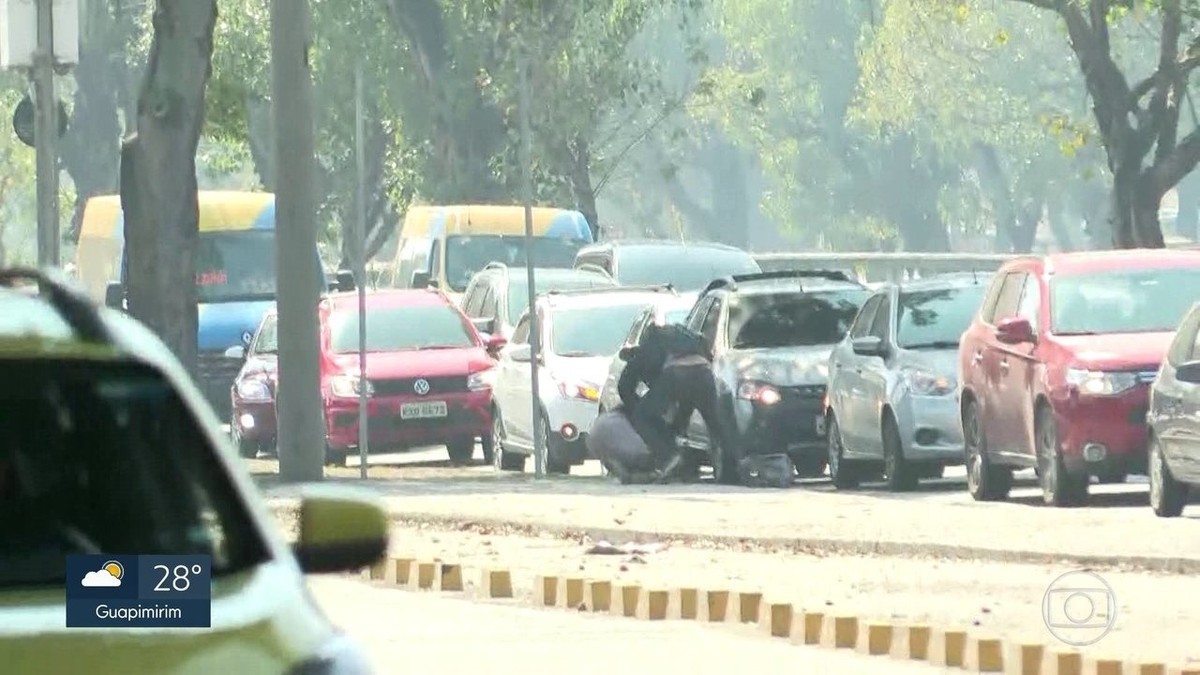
[400,401,448,419]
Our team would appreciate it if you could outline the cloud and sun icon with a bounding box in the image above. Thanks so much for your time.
[81,560,124,588]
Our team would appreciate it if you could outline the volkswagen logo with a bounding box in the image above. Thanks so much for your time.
[413,378,430,395]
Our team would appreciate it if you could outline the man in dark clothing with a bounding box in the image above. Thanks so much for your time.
[618,323,722,481]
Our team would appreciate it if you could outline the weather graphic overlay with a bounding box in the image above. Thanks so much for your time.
[66,555,212,628]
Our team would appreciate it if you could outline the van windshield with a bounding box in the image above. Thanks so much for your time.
[195,231,277,302]
[445,235,583,292]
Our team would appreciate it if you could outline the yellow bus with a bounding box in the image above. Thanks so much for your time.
[384,204,593,301]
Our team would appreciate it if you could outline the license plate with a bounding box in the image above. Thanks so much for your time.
[814,415,826,436]
[400,401,447,419]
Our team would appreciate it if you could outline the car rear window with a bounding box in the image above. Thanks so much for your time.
[0,358,269,588]
[896,285,987,348]
[506,273,615,320]
[616,248,760,290]
[551,302,653,357]
[330,304,476,353]
[727,289,870,349]
[1051,266,1200,335]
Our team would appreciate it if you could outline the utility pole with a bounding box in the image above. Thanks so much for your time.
[518,54,545,478]
[271,0,324,482]
[34,0,59,267]
[354,58,369,480]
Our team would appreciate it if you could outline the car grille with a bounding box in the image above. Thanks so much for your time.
[372,376,468,396]
[781,384,825,400]
[197,350,244,418]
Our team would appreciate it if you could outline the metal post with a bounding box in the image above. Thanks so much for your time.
[34,0,59,268]
[354,59,369,480]
[271,0,324,482]
[518,55,545,478]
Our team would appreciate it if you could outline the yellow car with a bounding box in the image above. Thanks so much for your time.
[0,268,388,674]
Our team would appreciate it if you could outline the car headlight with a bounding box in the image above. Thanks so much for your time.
[737,380,781,405]
[901,367,955,396]
[1066,368,1138,396]
[468,367,496,391]
[286,634,373,675]
[558,379,601,402]
[329,374,373,398]
[235,377,272,402]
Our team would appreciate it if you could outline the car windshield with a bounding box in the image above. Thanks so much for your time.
[253,315,278,355]
[551,302,653,357]
[1051,266,1200,335]
[0,359,269,587]
[615,248,760,290]
[445,235,585,292]
[896,285,986,348]
[506,273,615,320]
[330,304,476,353]
[727,289,870,349]
[195,231,277,302]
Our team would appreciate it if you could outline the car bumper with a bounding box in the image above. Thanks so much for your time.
[231,399,277,442]
[896,394,964,463]
[1053,386,1150,474]
[325,390,493,452]
[733,386,826,458]
[544,396,599,463]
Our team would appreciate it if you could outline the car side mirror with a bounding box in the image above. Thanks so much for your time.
[619,345,636,361]
[471,316,495,334]
[851,335,885,357]
[104,282,124,310]
[411,271,431,288]
[484,333,507,354]
[996,316,1035,345]
[335,270,356,292]
[224,345,246,360]
[509,344,532,362]
[291,485,388,574]
[1176,360,1200,384]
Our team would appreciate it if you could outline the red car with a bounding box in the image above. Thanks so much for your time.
[320,289,506,466]
[958,249,1200,506]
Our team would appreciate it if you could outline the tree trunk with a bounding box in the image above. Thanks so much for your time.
[245,93,274,189]
[120,0,218,377]
[61,0,123,242]
[566,135,600,239]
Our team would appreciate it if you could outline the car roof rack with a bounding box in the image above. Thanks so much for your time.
[543,283,675,297]
[701,269,866,296]
[0,267,114,344]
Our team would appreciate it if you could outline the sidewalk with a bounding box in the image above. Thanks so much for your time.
[262,471,1200,570]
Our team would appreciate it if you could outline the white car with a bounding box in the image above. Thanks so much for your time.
[490,285,681,473]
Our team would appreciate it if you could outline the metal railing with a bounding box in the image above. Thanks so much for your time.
[753,252,1019,282]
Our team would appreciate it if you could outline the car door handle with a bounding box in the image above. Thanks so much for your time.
[972,350,983,365]
[1000,360,1010,373]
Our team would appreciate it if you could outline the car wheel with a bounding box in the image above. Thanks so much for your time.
[882,413,918,492]
[324,445,349,467]
[963,399,1012,501]
[1149,435,1187,518]
[543,414,571,475]
[481,411,496,464]
[1035,404,1088,507]
[446,439,474,466]
[827,414,859,490]
[491,410,525,472]
[230,420,258,459]
[708,422,739,485]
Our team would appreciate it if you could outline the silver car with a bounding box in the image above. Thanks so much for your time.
[825,273,991,491]
[596,294,699,413]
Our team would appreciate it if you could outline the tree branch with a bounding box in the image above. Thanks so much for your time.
[1150,0,1184,165]
[1151,125,1200,191]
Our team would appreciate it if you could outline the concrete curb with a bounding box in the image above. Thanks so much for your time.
[267,501,1200,574]
[360,556,1200,675]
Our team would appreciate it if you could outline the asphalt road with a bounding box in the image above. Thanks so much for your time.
[308,575,960,675]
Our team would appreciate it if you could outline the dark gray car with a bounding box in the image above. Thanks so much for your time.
[1147,300,1200,517]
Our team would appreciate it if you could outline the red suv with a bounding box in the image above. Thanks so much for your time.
[958,249,1200,506]
[320,289,506,466]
